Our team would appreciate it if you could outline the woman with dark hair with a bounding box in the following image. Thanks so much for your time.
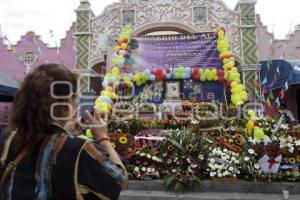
[0,64,127,200]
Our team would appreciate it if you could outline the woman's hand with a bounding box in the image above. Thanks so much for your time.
[85,108,108,141]
[64,109,83,135]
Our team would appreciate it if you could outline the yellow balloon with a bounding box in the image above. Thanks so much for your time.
[112,67,119,75]
[115,46,121,52]
[178,67,185,73]
[105,86,113,92]
[121,43,128,50]
[112,58,118,65]
[246,120,255,134]
[254,127,266,140]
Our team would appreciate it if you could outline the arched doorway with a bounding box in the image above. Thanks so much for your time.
[297,88,300,121]
[91,61,106,94]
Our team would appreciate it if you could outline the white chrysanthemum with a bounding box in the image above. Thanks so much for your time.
[248,149,255,154]
[146,154,152,159]
[254,163,260,169]
[141,167,146,172]
[229,167,234,171]
[244,157,250,162]
[281,124,289,130]
[289,147,295,153]
[140,153,146,157]
[198,154,204,160]
[134,167,139,172]
[287,136,293,143]
[210,172,216,177]
[295,140,300,146]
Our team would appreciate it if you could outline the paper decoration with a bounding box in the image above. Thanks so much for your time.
[266,97,271,107]
[267,60,272,70]
[279,89,285,99]
[258,154,282,173]
[273,73,278,84]
[269,90,274,100]
[261,95,265,102]
[275,97,280,108]
[276,65,280,75]
[262,86,268,94]
[261,77,267,85]
[284,81,289,90]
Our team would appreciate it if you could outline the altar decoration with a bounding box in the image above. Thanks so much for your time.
[103,110,300,190]
[216,28,248,106]
[95,27,249,114]
[89,25,300,192]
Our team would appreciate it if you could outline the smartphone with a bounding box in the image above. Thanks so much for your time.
[79,92,97,122]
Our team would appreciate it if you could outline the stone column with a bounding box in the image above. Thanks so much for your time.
[74,0,93,91]
[235,0,261,102]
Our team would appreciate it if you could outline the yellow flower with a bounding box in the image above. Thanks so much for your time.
[167,145,174,151]
[186,143,194,152]
[111,142,116,149]
[119,136,128,144]
[235,134,243,139]
[235,138,243,146]
[228,139,234,143]
[288,158,296,164]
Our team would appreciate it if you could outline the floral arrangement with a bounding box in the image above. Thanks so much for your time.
[110,132,135,159]
[159,130,208,191]
[88,24,300,192]
[127,148,163,180]
[207,147,241,178]
[103,110,300,192]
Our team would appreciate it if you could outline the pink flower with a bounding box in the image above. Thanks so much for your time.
[186,158,191,163]
[191,163,198,168]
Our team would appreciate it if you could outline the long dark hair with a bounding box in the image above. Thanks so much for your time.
[10,64,78,150]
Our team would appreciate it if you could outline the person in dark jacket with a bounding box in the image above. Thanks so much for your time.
[0,64,127,200]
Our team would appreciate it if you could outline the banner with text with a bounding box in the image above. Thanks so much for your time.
[131,32,221,69]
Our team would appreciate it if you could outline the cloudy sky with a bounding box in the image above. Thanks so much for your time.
[1,0,300,46]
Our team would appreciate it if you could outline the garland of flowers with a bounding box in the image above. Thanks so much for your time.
[95,27,249,113]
